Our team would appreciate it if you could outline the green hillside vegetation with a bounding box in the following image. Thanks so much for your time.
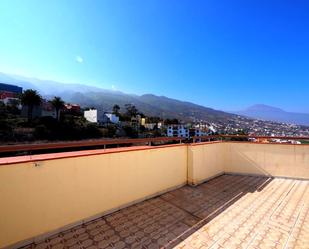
[65,92,236,123]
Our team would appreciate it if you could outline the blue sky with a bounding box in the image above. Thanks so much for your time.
[0,0,309,112]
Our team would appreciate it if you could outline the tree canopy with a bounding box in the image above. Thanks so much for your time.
[51,96,65,121]
[21,89,42,122]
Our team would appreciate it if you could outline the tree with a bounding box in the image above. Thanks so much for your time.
[21,89,42,122]
[147,116,161,123]
[51,96,65,121]
[230,129,249,141]
[164,118,179,125]
[125,104,138,118]
[112,104,120,115]
[123,125,138,138]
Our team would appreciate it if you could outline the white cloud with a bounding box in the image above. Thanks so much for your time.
[75,56,83,63]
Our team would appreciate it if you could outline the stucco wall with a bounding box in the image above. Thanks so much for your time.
[0,145,187,248]
[187,142,225,185]
[187,142,309,183]
[1,142,309,248]
[224,142,309,179]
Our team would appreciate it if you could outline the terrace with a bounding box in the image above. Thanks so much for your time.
[0,136,309,249]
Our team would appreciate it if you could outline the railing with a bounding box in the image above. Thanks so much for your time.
[0,137,185,155]
[220,135,309,140]
[193,134,309,142]
[1,135,309,157]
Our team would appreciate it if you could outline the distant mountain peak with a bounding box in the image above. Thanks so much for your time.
[245,104,284,112]
[235,104,309,126]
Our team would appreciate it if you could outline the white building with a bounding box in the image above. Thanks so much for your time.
[194,123,217,134]
[194,129,207,137]
[167,124,210,139]
[104,113,119,124]
[145,123,157,130]
[84,109,98,123]
[167,125,189,138]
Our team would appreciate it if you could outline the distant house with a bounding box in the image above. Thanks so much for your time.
[84,109,98,123]
[0,83,22,107]
[63,104,81,115]
[104,113,119,124]
[0,92,21,108]
[84,110,120,124]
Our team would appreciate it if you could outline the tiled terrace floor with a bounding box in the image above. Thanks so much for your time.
[24,175,309,249]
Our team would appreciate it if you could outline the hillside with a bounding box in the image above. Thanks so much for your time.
[0,72,237,123]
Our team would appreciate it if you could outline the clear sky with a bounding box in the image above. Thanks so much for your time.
[0,0,308,112]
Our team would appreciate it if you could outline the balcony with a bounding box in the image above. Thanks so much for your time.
[0,137,309,248]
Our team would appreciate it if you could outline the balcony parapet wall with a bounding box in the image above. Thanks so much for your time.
[0,141,309,248]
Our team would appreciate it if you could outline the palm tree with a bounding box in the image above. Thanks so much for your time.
[51,96,65,121]
[21,89,42,122]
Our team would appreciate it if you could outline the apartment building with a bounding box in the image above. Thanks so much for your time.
[167,124,209,138]
[167,124,189,138]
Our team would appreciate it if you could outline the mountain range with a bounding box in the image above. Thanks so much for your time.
[0,72,235,123]
[234,104,309,126]
[1,72,308,126]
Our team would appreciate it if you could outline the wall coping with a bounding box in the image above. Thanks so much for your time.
[225,141,309,146]
[1,140,309,166]
[0,143,187,166]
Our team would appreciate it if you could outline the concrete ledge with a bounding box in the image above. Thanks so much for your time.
[0,143,187,166]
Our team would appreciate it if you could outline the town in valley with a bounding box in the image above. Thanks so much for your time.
[1,82,308,145]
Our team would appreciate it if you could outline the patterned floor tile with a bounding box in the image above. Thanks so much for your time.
[23,175,309,249]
